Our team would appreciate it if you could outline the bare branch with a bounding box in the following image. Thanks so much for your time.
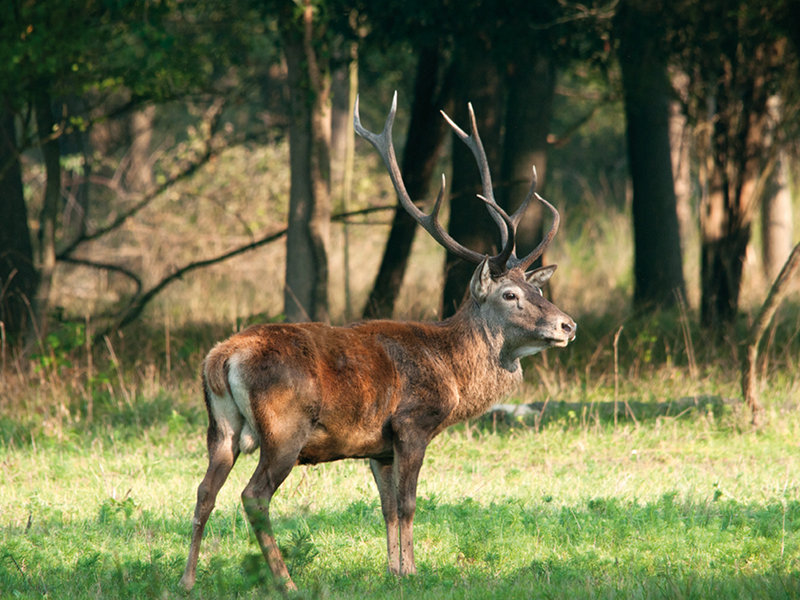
[58,255,143,297]
[741,240,800,425]
[91,204,396,340]
[57,99,226,260]
[98,227,288,338]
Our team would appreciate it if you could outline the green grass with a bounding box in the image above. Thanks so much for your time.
[2,363,799,599]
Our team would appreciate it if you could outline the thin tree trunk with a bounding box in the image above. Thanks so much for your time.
[330,37,353,205]
[280,1,331,323]
[126,104,155,193]
[669,71,694,256]
[700,116,755,330]
[33,89,61,340]
[442,46,502,317]
[761,97,793,282]
[362,43,451,319]
[0,110,38,344]
[742,241,800,425]
[499,52,556,263]
[616,0,686,309]
[331,38,358,321]
[695,23,777,331]
[700,97,767,329]
[61,96,91,244]
[700,201,751,329]
[761,149,793,282]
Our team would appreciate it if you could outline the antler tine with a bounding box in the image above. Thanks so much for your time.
[440,104,510,249]
[354,92,421,224]
[355,92,486,266]
[476,194,517,273]
[511,166,561,272]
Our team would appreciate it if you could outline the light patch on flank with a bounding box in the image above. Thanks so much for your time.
[208,389,243,456]
[227,353,260,454]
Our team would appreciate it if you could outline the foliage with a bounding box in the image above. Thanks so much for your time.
[0,0,250,109]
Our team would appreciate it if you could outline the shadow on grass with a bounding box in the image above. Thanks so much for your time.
[0,384,738,451]
[480,394,738,432]
[0,391,207,449]
[2,491,798,599]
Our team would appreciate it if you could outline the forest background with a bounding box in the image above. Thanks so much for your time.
[1,1,800,598]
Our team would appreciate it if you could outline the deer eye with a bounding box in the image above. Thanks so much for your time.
[502,291,517,302]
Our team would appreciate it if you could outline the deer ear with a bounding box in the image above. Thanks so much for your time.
[469,258,494,302]
[525,264,557,288]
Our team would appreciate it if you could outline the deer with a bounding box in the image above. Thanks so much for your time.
[179,92,576,592]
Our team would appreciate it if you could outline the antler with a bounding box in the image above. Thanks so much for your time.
[507,166,561,273]
[354,91,559,275]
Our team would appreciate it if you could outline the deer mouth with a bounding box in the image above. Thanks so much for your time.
[546,331,575,347]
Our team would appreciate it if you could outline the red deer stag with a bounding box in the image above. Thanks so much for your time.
[180,93,576,592]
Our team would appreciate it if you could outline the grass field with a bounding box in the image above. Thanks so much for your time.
[2,325,799,599]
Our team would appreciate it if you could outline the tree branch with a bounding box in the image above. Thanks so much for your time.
[58,255,143,298]
[57,99,226,259]
[741,240,800,425]
[89,203,395,340]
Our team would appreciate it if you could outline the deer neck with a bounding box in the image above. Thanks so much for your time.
[449,297,525,371]
[436,302,524,424]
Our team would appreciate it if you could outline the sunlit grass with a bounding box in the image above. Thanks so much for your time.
[2,368,799,599]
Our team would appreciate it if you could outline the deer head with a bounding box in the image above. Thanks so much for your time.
[354,92,576,366]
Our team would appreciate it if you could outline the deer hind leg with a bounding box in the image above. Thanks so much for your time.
[180,403,241,591]
[241,398,310,592]
[370,458,400,575]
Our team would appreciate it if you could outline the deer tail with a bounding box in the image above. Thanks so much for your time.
[202,345,260,455]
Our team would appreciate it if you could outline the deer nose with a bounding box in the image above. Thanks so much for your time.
[561,319,576,338]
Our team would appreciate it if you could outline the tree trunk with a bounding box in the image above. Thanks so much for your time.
[442,47,502,317]
[60,96,92,245]
[699,67,770,329]
[125,104,155,193]
[498,52,556,263]
[0,110,38,344]
[669,71,694,257]
[362,43,451,319]
[699,107,765,329]
[33,89,62,339]
[330,32,357,320]
[616,0,686,309]
[761,96,793,283]
[700,189,751,329]
[689,9,780,331]
[330,37,354,205]
[761,148,793,282]
[280,1,331,323]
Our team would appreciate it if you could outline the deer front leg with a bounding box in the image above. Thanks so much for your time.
[370,458,400,574]
[393,443,427,576]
